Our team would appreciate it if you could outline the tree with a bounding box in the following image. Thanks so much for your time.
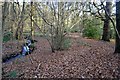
[30,1,34,39]
[85,2,115,41]
[102,2,112,41]
[34,2,82,52]
[2,2,14,42]
[2,2,8,35]
[15,1,25,40]
[0,3,3,68]
[114,1,120,53]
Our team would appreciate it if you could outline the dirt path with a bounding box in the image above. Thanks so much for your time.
[2,33,120,78]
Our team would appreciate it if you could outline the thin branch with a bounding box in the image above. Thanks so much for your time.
[93,2,105,20]
[35,3,55,28]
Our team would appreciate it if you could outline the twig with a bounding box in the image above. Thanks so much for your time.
[35,63,41,72]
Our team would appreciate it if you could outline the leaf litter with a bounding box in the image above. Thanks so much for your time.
[2,33,120,78]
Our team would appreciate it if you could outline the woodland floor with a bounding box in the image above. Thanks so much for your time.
[2,33,120,78]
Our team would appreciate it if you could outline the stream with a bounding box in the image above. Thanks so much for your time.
[2,52,30,63]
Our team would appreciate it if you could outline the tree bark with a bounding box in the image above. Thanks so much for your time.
[102,2,112,41]
[0,3,3,79]
[15,2,25,40]
[30,1,34,39]
[2,2,9,36]
[114,1,120,53]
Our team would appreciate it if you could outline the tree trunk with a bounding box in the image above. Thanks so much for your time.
[114,1,120,53]
[102,2,112,41]
[2,2,9,36]
[30,1,34,39]
[0,4,3,75]
[15,2,25,40]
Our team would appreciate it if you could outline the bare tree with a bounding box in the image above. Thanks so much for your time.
[15,1,25,40]
[32,2,82,52]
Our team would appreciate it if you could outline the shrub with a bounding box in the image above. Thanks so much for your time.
[3,32,12,42]
[83,19,101,39]
[83,26,101,39]
[61,37,71,50]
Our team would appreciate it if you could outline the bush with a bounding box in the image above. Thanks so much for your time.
[3,32,12,42]
[83,19,101,39]
[61,37,71,50]
[83,26,101,39]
